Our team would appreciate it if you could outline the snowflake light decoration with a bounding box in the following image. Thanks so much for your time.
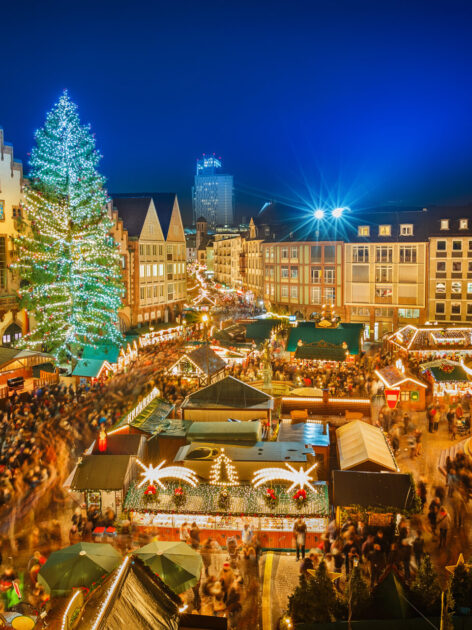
[137,459,199,489]
[252,463,317,492]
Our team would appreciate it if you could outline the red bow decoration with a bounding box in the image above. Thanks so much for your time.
[266,488,277,500]
[144,484,157,495]
[293,489,307,501]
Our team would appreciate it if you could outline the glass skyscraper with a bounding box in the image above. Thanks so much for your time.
[192,155,234,227]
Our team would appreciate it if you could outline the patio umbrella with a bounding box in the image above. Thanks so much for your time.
[38,542,121,597]
[133,541,202,594]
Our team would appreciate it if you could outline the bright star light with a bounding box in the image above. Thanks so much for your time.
[314,209,325,220]
[332,207,344,218]
[252,462,318,492]
[137,459,199,489]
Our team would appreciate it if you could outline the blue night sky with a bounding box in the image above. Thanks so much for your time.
[2,0,472,223]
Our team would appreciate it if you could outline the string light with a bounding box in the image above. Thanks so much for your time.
[137,459,199,489]
[252,463,318,492]
[209,448,239,486]
[12,91,124,364]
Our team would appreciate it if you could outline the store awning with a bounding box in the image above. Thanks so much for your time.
[332,470,413,510]
[336,420,398,472]
[286,322,363,354]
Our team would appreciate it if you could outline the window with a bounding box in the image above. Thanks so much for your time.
[453,241,462,251]
[281,266,289,279]
[375,308,394,318]
[400,224,413,236]
[460,219,469,230]
[324,268,335,284]
[437,241,446,251]
[310,246,322,262]
[265,249,269,260]
[270,285,274,296]
[435,282,446,293]
[452,303,461,315]
[159,263,164,276]
[160,285,164,297]
[140,287,145,300]
[375,246,393,263]
[152,245,157,256]
[398,308,420,319]
[12,207,21,219]
[139,264,145,278]
[436,261,446,272]
[281,247,288,259]
[375,287,393,298]
[290,286,298,299]
[147,286,152,298]
[291,266,298,279]
[146,245,151,256]
[358,226,370,237]
[353,246,369,262]
[0,202,4,221]
[270,247,274,260]
[352,265,369,282]
[167,263,173,279]
[468,304,472,315]
[469,241,472,251]
[378,225,391,236]
[121,255,126,269]
[291,247,298,259]
[452,282,462,294]
[139,244,145,256]
[167,245,173,260]
[159,245,163,256]
[452,261,462,272]
[351,306,370,316]
[147,264,152,277]
[0,237,6,289]
[311,267,321,283]
[436,303,445,314]
[440,219,450,230]
[281,285,289,298]
[168,283,174,301]
[468,282,472,294]
[399,246,417,263]
[375,266,392,283]
[469,262,472,273]
[311,286,321,304]
[324,246,336,262]
[324,287,335,303]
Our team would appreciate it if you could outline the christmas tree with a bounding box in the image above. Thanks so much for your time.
[13,92,123,365]
[288,559,338,623]
[410,554,442,616]
[209,448,239,486]
[345,564,370,622]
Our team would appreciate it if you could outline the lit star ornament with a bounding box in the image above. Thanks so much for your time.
[446,553,472,574]
[252,463,318,492]
[137,459,199,489]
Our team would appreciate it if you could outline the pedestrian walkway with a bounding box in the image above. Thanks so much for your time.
[262,552,300,630]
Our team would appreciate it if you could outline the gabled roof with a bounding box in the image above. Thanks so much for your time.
[181,375,273,410]
[112,193,177,239]
[336,420,398,472]
[286,322,363,354]
[332,470,413,510]
[71,358,112,378]
[184,345,226,376]
[375,366,427,388]
[71,455,133,491]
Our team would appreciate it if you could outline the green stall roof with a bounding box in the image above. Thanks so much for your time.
[187,420,262,443]
[245,318,281,342]
[429,365,469,382]
[286,322,363,355]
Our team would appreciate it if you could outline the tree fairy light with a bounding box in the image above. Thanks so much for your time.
[137,459,199,489]
[252,463,318,492]
[12,91,124,365]
[209,448,239,486]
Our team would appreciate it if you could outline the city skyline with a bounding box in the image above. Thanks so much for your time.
[2,1,472,224]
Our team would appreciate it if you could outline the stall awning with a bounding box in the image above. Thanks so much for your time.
[169,345,226,378]
[336,420,398,472]
[245,318,281,343]
[332,470,413,510]
[286,322,363,354]
[111,397,175,435]
[428,364,469,382]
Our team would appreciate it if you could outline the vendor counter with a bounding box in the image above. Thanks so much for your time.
[129,511,327,550]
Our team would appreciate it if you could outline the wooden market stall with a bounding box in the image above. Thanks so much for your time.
[375,365,428,411]
[421,359,472,400]
[388,324,472,357]
[336,420,398,472]
[167,344,226,386]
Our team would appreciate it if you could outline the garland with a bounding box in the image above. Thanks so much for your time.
[293,489,307,509]
[173,486,186,508]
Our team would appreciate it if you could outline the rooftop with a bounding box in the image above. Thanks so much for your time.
[71,455,133,491]
[336,420,398,472]
[181,375,273,410]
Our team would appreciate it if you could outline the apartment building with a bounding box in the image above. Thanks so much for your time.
[240,219,264,301]
[0,129,27,345]
[111,193,186,327]
[213,234,242,288]
[344,210,428,339]
[427,207,472,323]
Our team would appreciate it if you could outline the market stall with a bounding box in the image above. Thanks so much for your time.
[421,359,472,400]
[336,420,398,472]
[167,344,226,386]
[388,324,472,357]
[375,365,428,411]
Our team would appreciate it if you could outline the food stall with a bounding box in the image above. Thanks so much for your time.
[388,324,472,358]
[421,359,472,400]
[375,365,428,411]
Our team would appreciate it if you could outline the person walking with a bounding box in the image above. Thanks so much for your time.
[437,506,451,548]
[293,517,307,561]
[189,522,201,550]
[412,531,424,568]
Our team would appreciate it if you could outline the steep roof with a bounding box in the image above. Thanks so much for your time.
[186,345,226,376]
[112,193,177,239]
[336,420,398,472]
[181,375,273,410]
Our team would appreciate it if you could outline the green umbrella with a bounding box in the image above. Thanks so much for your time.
[38,542,122,597]
[133,541,202,594]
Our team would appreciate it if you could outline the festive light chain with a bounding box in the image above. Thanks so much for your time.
[252,463,318,492]
[209,448,240,486]
[137,459,199,489]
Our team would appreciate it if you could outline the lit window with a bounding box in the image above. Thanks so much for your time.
[325,287,335,303]
[452,282,462,293]
[399,246,417,263]
[152,264,157,276]
[147,264,152,277]
[375,266,393,283]
[398,308,420,319]
[440,219,450,230]
[353,246,369,262]
[460,219,469,230]
[139,264,145,278]
[291,247,298,259]
[358,226,370,237]
[311,286,321,304]
[311,267,321,283]
[375,246,393,263]
[467,283,472,294]
[290,266,298,279]
[400,224,413,236]
[290,286,298,298]
[378,225,391,236]
[324,268,335,284]
[281,266,289,279]
[375,287,393,298]
[435,282,446,293]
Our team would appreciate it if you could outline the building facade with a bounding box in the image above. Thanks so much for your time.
[240,219,264,301]
[0,129,27,345]
[344,210,428,339]
[213,235,242,288]
[192,155,233,227]
[427,207,472,323]
[111,194,187,328]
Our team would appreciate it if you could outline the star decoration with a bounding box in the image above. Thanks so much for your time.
[253,463,318,492]
[446,553,472,574]
[137,459,199,490]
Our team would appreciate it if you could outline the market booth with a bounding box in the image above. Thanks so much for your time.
[421,359,472,400]
[375,365,428,411]
[388,324,472,358]
[336,420,398,472]
[286,321,364,361]
[167,344,226,386]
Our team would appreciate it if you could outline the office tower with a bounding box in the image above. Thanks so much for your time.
[192,154,234,227]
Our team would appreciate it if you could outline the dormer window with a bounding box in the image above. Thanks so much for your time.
[379,225,391,236]
[400,224,413,236]
[358,226,370,237]
[460,219,469,230]
[440,219,450,230]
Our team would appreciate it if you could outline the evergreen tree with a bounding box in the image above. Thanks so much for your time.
[410,554,442,616]
[451,562,472,610]
[13,92,123,364]
[346,564,370,622]
[288,559,338,623]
